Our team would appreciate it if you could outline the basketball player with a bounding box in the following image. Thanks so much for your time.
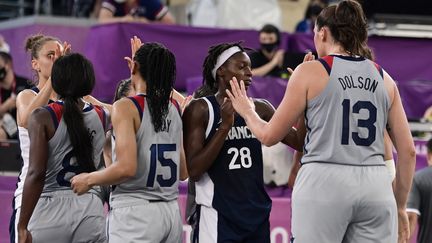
[17,53,107,243]
[183,42,304,243]
[71,42,186,243]
[9,34,68,243]
[227,1,416,242]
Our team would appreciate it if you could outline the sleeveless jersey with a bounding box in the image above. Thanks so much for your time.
[111,94,182,201]
[195,96,271,231]
[42,101,107,194]
[13,87,53,209]
[302,55,389,166]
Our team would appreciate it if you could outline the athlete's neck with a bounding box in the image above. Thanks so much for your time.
[134,82,147,94]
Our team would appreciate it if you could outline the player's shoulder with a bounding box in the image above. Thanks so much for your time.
[253,98,275,121]
[184,98,209,115]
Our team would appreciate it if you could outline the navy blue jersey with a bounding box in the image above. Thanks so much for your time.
[195,96,271,232]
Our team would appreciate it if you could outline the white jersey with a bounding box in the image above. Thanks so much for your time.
[302,55,389,166]
[111,94,182,201]
[13,88,41,209]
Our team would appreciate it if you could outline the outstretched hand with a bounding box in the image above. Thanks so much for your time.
[124,36,143,73]
[225,77,255,119]
[70,173,91,195]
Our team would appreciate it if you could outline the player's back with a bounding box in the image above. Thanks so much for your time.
[302,55,389,166]
[43,101,107,194]
[111,94,182,201]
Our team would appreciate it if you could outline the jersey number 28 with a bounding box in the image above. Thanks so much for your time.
[228,147,252,170]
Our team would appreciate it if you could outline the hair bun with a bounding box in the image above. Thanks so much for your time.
[25,34,44,52]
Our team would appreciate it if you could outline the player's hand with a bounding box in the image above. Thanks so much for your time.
[397,209,410,243]
[124,36,143,73]
[71,173,91,195]
[226,77,255,120]
[55,41,71,59]
[303,51,315,62]
[18,228,32,243]
[220,97,234,130]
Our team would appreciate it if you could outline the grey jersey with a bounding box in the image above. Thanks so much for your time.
[111,95,182,201]
[407,166,432,243]
[302,55,390,166]
[43,102,107,194]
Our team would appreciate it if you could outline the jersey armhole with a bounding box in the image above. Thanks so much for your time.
[373,62,384,79]
[318,55,334,75]
[127,96,145,122]
[44,103,63,130]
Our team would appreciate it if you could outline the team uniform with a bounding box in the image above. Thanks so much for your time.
[407,166,432,243]
[291,55,396,242]
[9,87,51,243]
[108,94,182,243]
[193,96,271,243]
[12,100,108,243]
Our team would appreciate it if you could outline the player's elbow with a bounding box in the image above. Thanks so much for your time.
[119,164,137,179]
[261,135,278,147]
[187,168,202,182]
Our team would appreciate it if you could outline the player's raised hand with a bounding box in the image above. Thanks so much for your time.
[226,77,255,119]
[71,173,91,195]
[124,36,143,73]
[220,97,234,130]
[287,51,315,75]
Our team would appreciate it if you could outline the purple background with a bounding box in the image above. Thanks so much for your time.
[1,23,432,117]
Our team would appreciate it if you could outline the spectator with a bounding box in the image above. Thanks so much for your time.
[99,0,175,24]
[0,35,10,53]
[407,138,432,243]
[249,24,305,79]
[0,52,32,140]
[295,3,323,33]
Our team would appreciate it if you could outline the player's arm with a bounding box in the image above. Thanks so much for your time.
[288,151,302,189]
[16,79,53,128]
[18,108,53,240]
[254,99,304,151]
[71,98,138,194]
[183,98,233,181]
[227,62,312,147]
[179,135,188,181]
[385,72,416,242]
[84,95,112,115]
[103,130,113,167]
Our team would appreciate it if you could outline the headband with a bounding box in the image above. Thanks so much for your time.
[211,46,242,80]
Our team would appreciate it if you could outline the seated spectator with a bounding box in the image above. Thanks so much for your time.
[407,138,432,243]
[249,24,304,79]
[295,3,323,33]
[0,35,10,53]
[0,52,33,140]
[99,0,175,24]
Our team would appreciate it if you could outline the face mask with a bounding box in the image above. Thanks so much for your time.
[0,67,6,82]
[260,42,278,52]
